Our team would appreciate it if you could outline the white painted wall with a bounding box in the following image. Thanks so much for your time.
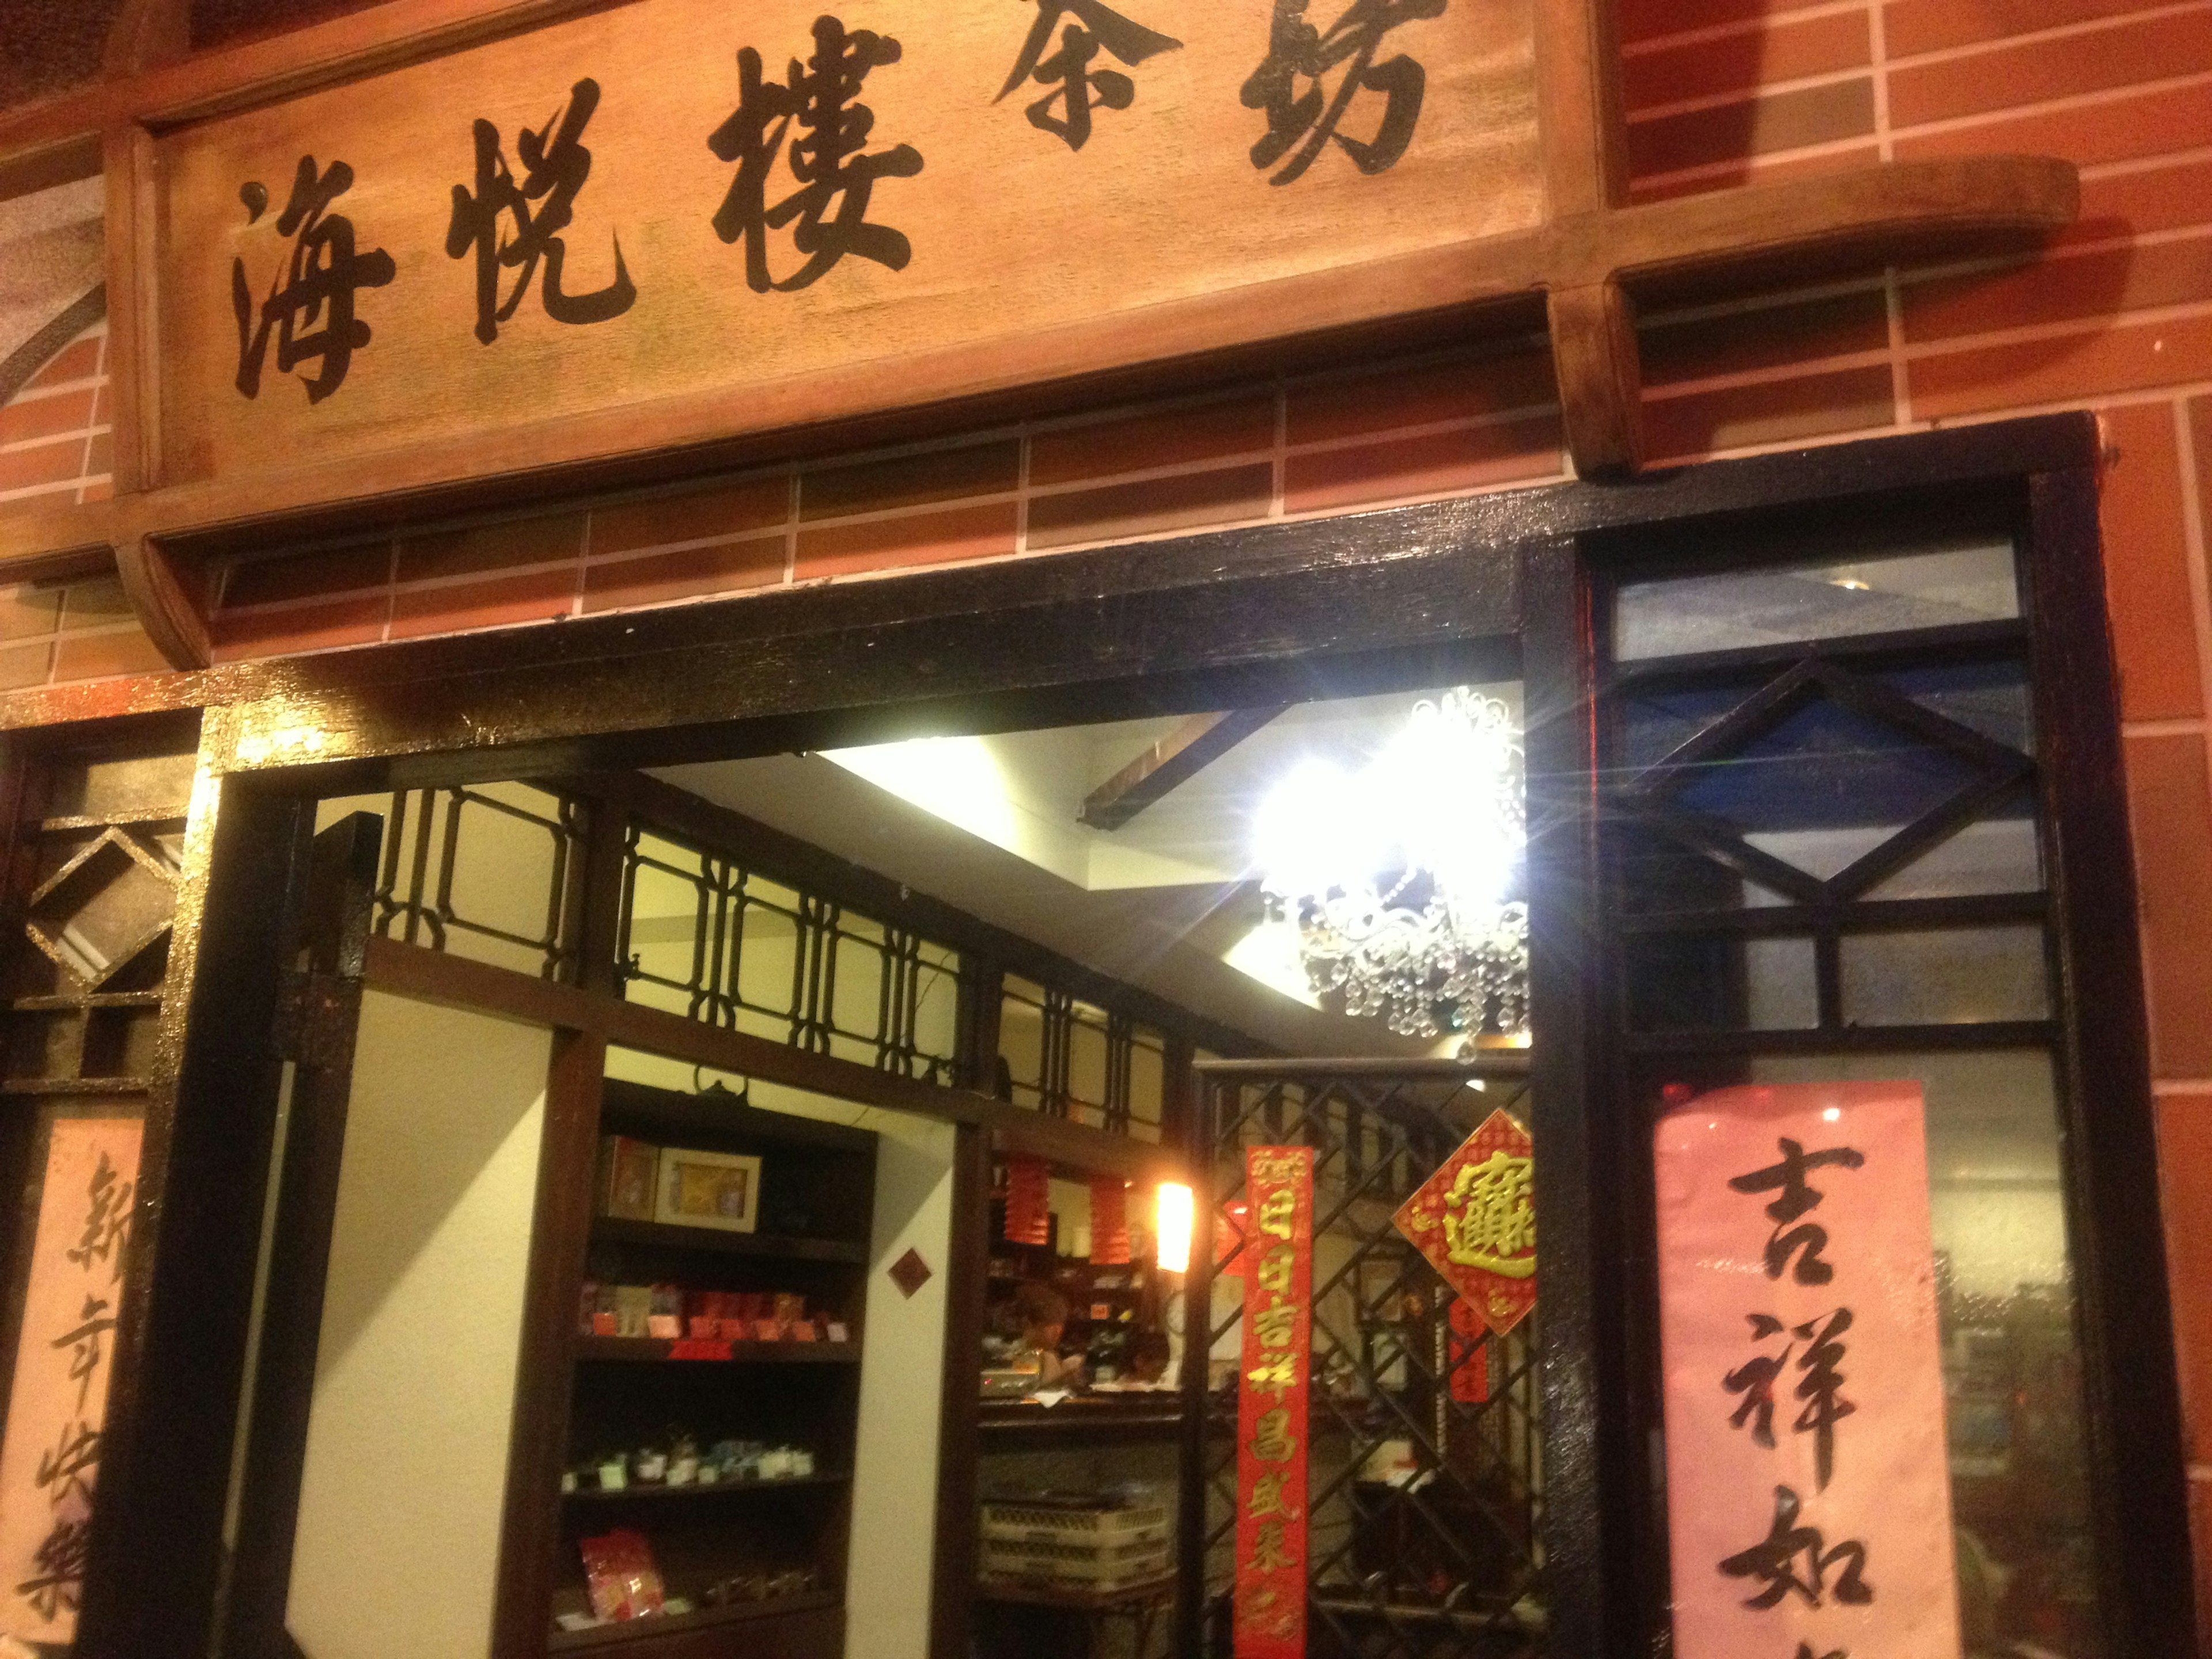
[286,990,552,1659]
[604,1048,955,1659]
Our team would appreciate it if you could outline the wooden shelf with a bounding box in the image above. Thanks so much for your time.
[565,1473,850,1502]
[548,1589,840,1652]
[590,1215,868,1264]
[575,1336,860,1365]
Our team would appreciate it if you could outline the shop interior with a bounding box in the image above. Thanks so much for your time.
[245,542,2100,1659]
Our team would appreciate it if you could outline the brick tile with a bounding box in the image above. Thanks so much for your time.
[2194,1479,2212,1643]
[77,478,111,503]
[1626,78,1875,179]
[1903,236,2212,345]
[21,336,100,391]
[1623,11,1869,113]
[1025,464,1272,552]
[799,441,1019,521]
[2124,733,2212,1077]
[2195,395,2212,604]
[395,513,586,584]
[0,638,51,690]
[2062,156,2212,250]
[583,531,786,612]
[1910,312,2212,419]
[210,593,388,661]
[1629,142,1883,200]
[1891,7,2212,127]
[219,542,393,609]
[1895,79,2212,168]
[589,476,789,557]
[1886,0,2177,57]
[1283,415,1563,513]
[0,388,94,448]
[0,438,86,494]
[84,431,110,477]
[0,585,62,641]
[2097,402,2202,721]
[793,500,1018,579]
[388,566,575,639]
[1285,347,1556,448]
[58,575,133,630]
[1642,287,1891,388]
[1030,394,1276,488]
[52,627,168,683]
[2156,1093,2212,1465]
[1619,0,1814,46]
[1644,363,1896,460]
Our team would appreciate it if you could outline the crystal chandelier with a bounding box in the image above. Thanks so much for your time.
[1255,688,1529,1041]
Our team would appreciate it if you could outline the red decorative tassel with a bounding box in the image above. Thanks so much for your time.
[1448,1299,1491,1404]
[1005,1154,1051,1247]
[1089,1176,1130,1265]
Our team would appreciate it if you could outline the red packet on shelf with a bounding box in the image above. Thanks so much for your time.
[789,1319,819,1342]
[579,1528,665,1622]
[753,1317,783,1343]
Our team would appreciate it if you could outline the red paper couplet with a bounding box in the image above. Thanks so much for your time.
[1393,1108,1537,1336]
[1089,1175,1131,1265]
[1004,1154,1051,1247]
[1234,1145,1313,1659]
[1446,1300,1491,1404]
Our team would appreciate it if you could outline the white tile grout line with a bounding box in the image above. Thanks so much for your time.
[571,501,592,620]
[1890,62,2212,143]
[1013,433,1032,557]
[1271,377,1288,520]
[1626,65,1874,127]
[1869,0,1916,431]
[1622,0,1868,59]
[783,467,799,585]
[2128,717,2212,736]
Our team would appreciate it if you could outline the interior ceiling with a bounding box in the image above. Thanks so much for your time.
[650,689,1510,1059]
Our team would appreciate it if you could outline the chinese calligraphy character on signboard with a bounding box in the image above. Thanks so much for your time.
[231,157,395,403]
[446,77,637,343]
[708,14,925,292]
[1242,0,1447,185]
[997,1,1183,151]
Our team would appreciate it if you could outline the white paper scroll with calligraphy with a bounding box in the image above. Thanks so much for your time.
[0,1117,141,1646]
[155,0,1538,486]
[1655,1082,1960,1659]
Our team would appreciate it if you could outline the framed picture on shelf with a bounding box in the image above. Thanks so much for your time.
[654,1146,763,1233]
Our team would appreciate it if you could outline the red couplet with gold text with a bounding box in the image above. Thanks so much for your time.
[1234,1145,1314,1659]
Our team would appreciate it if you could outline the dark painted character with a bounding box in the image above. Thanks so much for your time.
[1796,1646,1847,1659]
[1241,0,1446,186]
[1723,1312,1790,1449]
[1728,1137,1866,1285]
[53,1293,115,1414]
[1791,1308,1856,1493]
[231,156,396,404]
[445,77,636,344]
[708,15,924,293]
[997,0,1182,151]
[1717,1484,1873,1611]
[33,1419,100,1508]
[16,1516,89,1622]
[65,1149,130,1281]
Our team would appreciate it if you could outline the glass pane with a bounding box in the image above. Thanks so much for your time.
[1627,933,1817,1031]
[1862,799,2042,899]
[1672,696,1983,870]
[1840,927,2051,1025]
[1737,1051,2100,1656]
[1877,658,2035,755]
[1615,537,2019,660]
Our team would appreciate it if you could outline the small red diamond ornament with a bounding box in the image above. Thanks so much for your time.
[1393,1108,1537,1336]
[888,1247,933,1298]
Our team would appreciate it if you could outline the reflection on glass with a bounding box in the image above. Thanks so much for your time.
[1615,539,2020,660]
[1862,806,2043,900]
[1748,1051,2099,1657]
[1840,928,2051,1027]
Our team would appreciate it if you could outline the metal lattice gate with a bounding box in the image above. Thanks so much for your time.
[1181,1058,1546,1659]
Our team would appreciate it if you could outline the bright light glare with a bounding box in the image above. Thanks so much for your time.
[1822,1107,1842,1122]
[1155,1183,1194,1274]
[1253,692,1525,903]
[821,736,1018,849]
[1223,916,1324,1008]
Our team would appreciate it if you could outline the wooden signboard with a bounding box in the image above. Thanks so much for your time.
[158,0,1541,486]
[0,0,2079,666]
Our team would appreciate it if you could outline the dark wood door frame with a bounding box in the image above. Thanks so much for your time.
[62,411,2194,1657]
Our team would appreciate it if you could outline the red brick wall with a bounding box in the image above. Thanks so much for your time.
[1,0,2209,1617]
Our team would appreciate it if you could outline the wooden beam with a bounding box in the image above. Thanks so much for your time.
[115,536,213,670]
[1549,281,1643,478]
[1536,0,1626,219]
[1079,706,1286,831]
